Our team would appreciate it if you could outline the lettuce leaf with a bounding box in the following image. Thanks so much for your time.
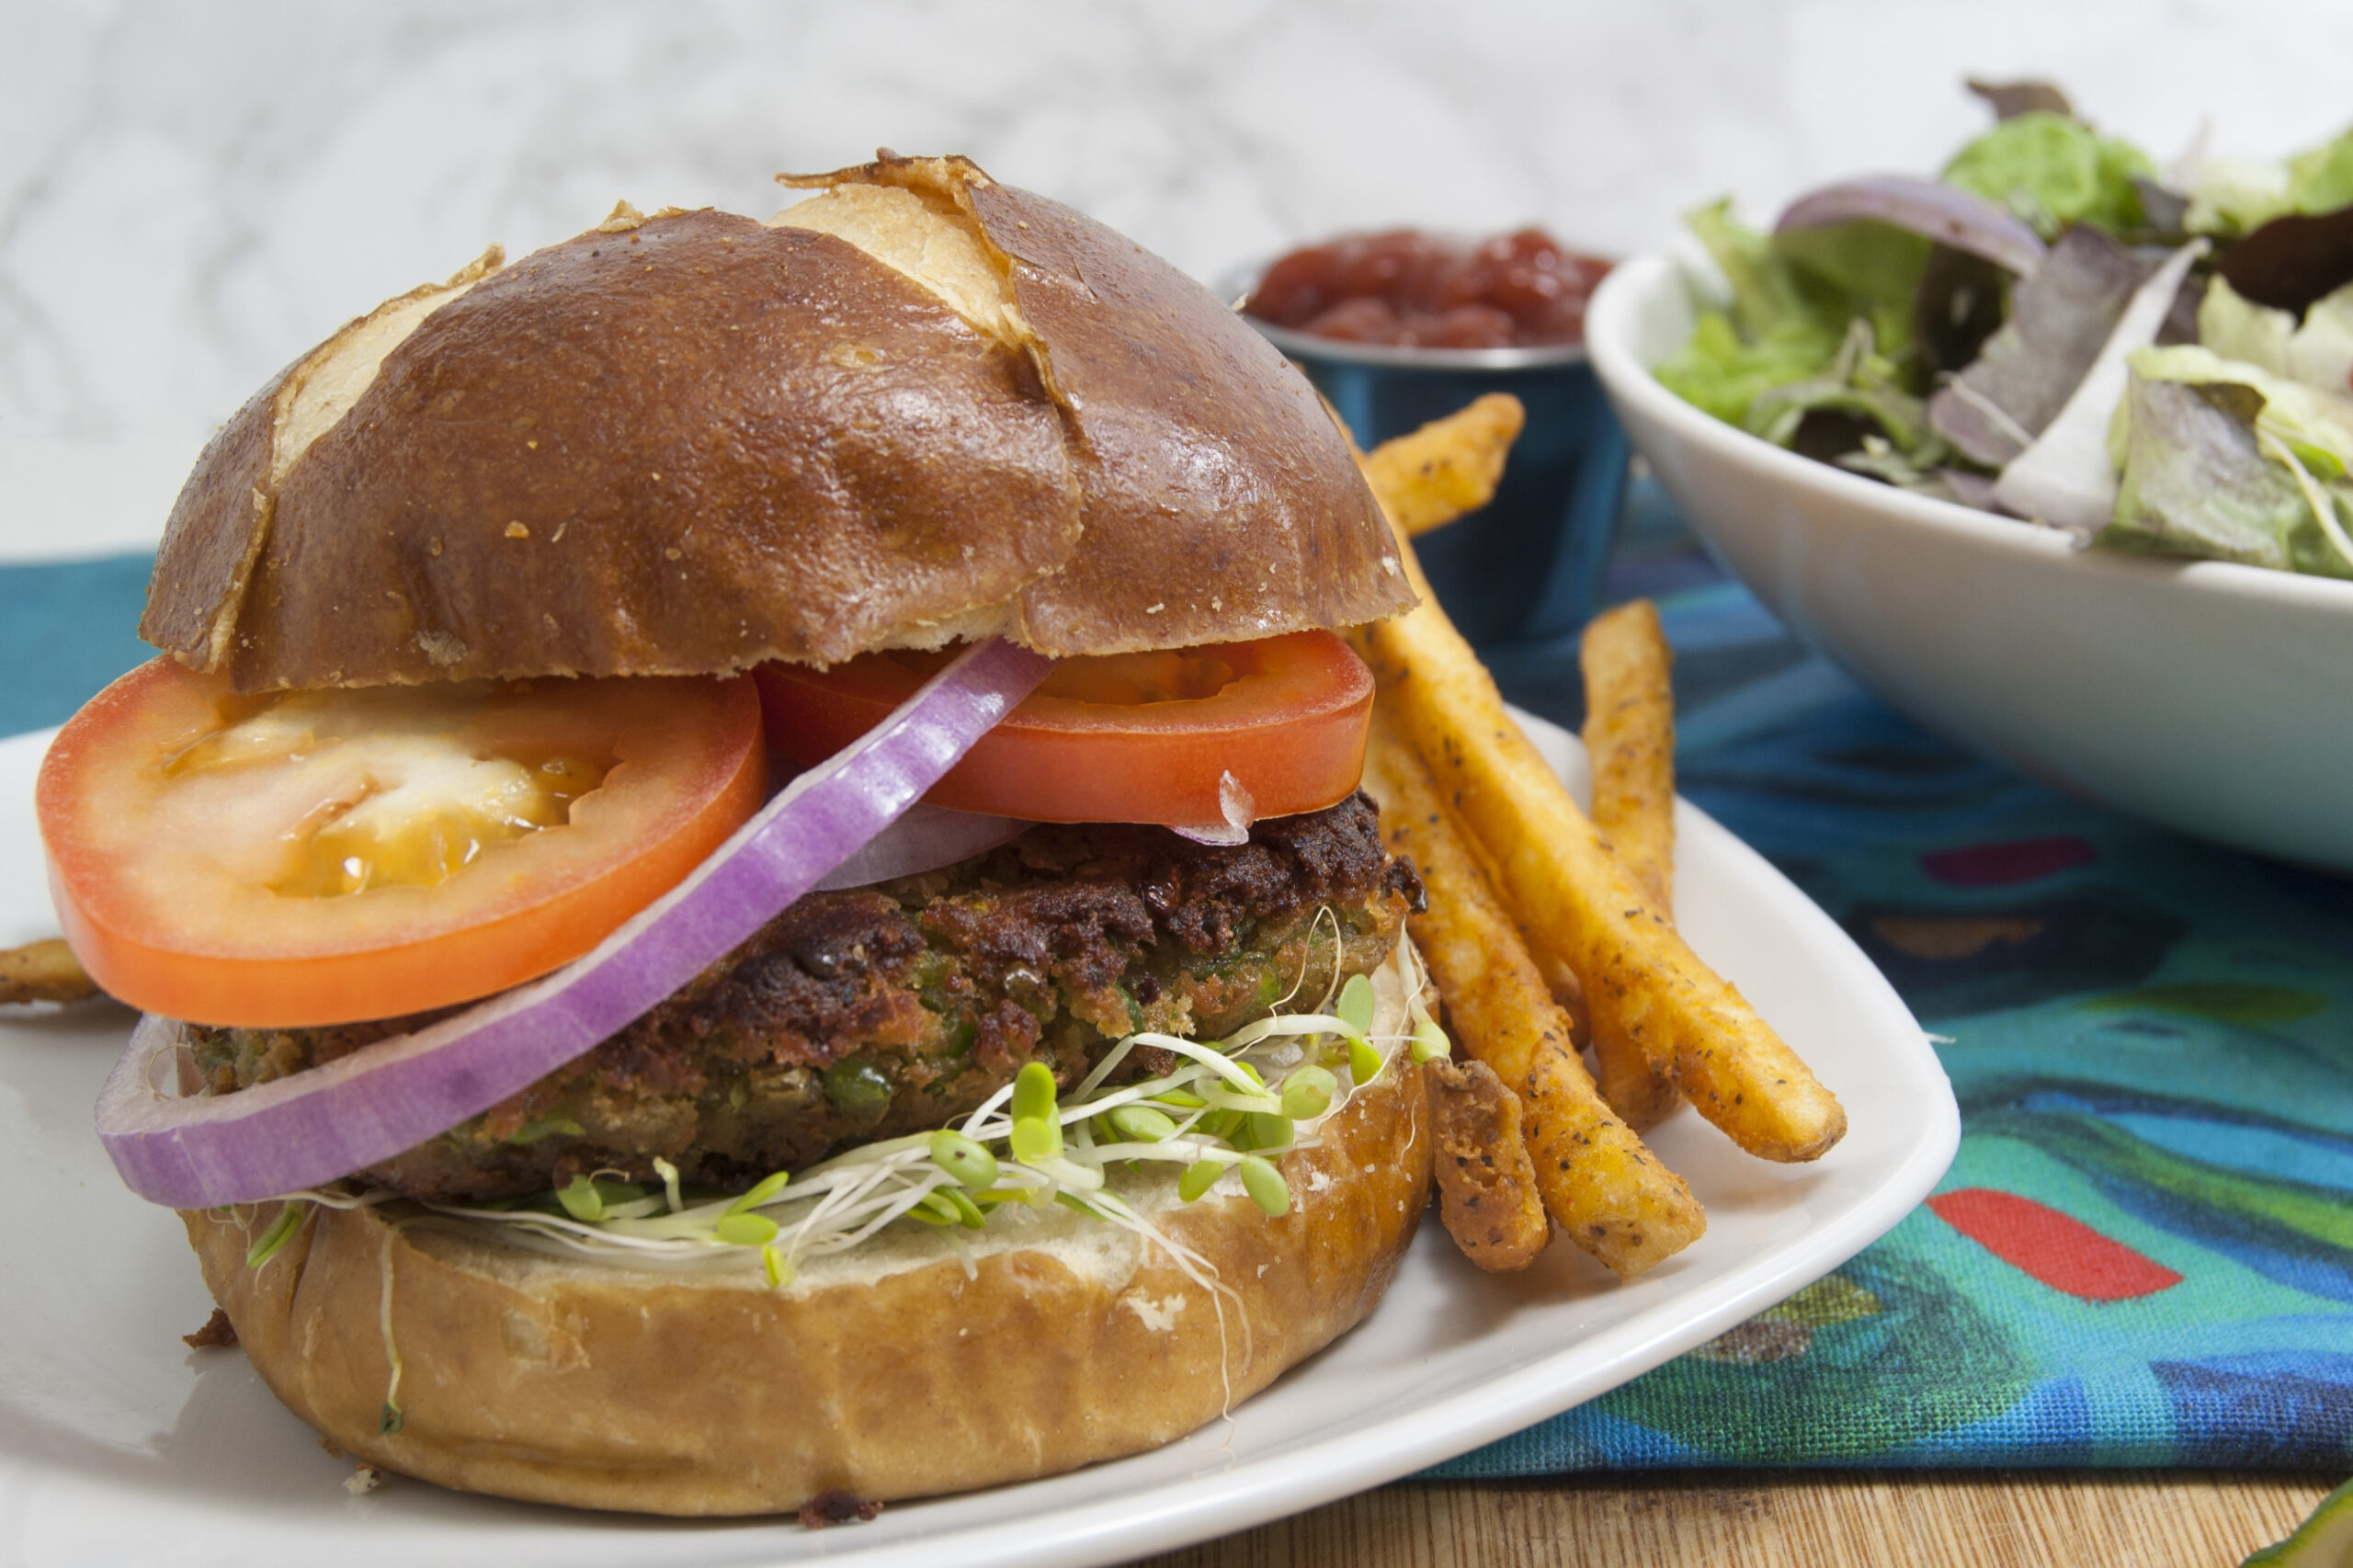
[2197,275,2298,374]
[2287,283,2353,393]
[2286,126,2353,216]
[2196,274,2353,395]
[2186,124,2353,237]
[2185,157,2292,239]
[2131,342,2353,472]
[1658,201,1845,433]
[1941,112,2153,237]
[1745,317,1929,449]
[2103,347,2353,576]
[1768,221,1930,363]
[1656,199,1930,450]
[1684,199,1816,337]
[1839,434,1995,509]
[2106,375,2319,571]
[1965,78,2073,123]
[1654,308,1841,428]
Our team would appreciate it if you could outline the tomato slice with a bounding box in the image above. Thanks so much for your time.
[39,661,765,1028]
[756,631,1372,824]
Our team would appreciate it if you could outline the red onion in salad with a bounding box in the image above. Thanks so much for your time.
[1777,176,2049,278]
[96,639,1053,1209]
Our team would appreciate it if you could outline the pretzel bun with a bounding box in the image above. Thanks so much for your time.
[155,155,1432,1518]
[142,153,1412,691]
[179,969,1430,1516]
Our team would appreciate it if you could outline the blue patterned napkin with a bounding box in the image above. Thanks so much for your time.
[1437,571,2353,1474]
[11,541,2348,1473]
[2,553,155,738]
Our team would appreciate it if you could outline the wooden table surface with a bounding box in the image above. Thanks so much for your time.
[1131,1472,2338,1566]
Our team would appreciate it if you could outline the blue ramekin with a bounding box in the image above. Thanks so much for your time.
[1230,282,1631,663]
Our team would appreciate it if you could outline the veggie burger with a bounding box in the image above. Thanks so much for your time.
[35,154,1442,1515]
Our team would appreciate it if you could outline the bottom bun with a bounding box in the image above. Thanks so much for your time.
[180,956,1434,1517]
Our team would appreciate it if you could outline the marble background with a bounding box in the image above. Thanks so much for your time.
[4,0,2351,550]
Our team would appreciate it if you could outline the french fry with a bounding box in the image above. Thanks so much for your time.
[1357,546,1846,1165]
[1588,1005,1681,1131]
[1368,728,1703,1278]
[1579,599,1683,1130]
[0,938,99,1007]
[1581,599,1677,913]
[1423,1056,1549,1273]
[1355,393,1525,538]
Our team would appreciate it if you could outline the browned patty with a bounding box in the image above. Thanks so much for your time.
[189,794,1423,1203]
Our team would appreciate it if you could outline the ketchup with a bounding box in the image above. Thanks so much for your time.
[1245,228,1610,349]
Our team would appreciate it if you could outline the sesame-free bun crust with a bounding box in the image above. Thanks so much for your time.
[179,996,1431,1516]
[143,156,1411,691]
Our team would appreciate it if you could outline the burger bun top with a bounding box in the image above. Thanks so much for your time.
[142,154,1413,691]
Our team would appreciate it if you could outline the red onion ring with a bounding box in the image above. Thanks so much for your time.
[96,639,1053,1209]
[1776,176,2049,278]
[1172,770,1256,846]
[812,802,1031,890]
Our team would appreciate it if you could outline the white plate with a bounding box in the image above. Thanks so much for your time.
[0,717,1956,1568]
[1587,250,2353,872]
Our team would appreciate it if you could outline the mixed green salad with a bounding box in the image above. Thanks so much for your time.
[1658,80,2353,579]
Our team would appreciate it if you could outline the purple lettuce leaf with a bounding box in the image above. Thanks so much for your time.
[1991,242,2210,538]
[1926,226,2162,467]
[2215,205,2353,314]
[1965,78,2074,122]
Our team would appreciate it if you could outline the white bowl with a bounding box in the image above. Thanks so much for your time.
[1586,251,2353,872]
